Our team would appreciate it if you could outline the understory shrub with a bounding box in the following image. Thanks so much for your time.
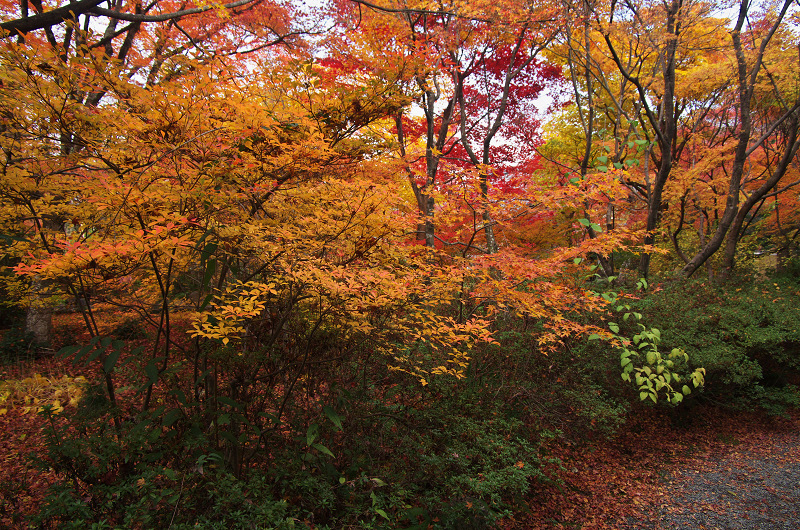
[631,276,800,414]
[0,326,36,364]
[31,358,559,529]
[477,329,631,438]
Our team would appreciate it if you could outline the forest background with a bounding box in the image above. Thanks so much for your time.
[0,0,799,527]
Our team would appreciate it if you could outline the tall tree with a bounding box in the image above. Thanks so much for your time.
[681,0,800,278]
[0,0,309,344]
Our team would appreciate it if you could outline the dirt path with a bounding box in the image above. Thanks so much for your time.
[625,424,800,530]
[508,407,800,529]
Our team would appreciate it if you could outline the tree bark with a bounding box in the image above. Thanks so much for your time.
[25,276,53,346]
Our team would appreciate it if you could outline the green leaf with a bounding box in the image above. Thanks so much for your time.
[85,344,106,366]
[145,360,160,385]
[217,396,242,409]
[673,392,683,404]
[608,322,619,333]
[375,509,389,520]
[573,257,582,264]
[588,334,601,340]
[578,218,591,227]
[197,293,213,310]
[103,344,123,374]
[621,357,631,367]
[682,385,691,395]
[639,391,648,401]
[649,393,657,404]
[646,352,656,365]
[162,409,182,427]
[200,241,218,265]
[57,345,81,359]
[312,443,334,458]
[171,389,188,406]
[590,223,602,232]
[613,162,623,169]
[202,259,217,290]
[323,405,344,431]
[306,423,319,446]
[597,165,608,172]
[598,155,608,164]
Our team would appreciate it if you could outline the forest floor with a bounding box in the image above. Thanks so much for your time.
[511,406,800,529]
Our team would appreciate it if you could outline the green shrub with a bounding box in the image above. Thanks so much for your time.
[481,329,631,439]
[31,384,295,529]
[0,326,36,364]
[260,378,558,529]
[631,277,800,414]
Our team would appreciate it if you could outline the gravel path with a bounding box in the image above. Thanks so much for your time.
[622,428,800,530]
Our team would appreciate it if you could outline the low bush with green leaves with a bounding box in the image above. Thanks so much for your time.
[30,354,559,529]
[630,276,800,414]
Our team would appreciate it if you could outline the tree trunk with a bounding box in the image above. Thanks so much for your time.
[25,276,53,346]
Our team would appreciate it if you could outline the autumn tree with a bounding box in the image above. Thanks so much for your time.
[548,0,800,279]
[327,0,562,254]
[679,0,800,278]
[0,0,312,344]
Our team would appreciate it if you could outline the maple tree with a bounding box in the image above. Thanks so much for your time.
[675,0,800,278]
[544,0,800,279]
[0,0,313,345]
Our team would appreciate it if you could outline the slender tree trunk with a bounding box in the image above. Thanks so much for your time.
[638,0,681,279]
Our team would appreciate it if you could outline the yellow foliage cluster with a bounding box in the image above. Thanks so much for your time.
[0,374,87,416]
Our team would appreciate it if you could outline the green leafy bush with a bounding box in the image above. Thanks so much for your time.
[0,326,36,364]
[631,277,800,414]
[31,383,295,529]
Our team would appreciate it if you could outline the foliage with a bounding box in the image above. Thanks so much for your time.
[0,327,36,365]
[29,366,559,528]
[632,277,800,414]
[595,301,705,405]
[0,373,86,415]
[2,0,799,527]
